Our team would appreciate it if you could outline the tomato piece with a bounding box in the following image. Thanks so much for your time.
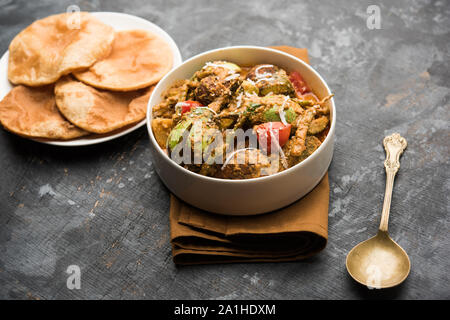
[289,71,310,96]
[180,100,202,114]
[256,122,291,153]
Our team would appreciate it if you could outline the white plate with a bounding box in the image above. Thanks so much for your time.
[0,12,182,146]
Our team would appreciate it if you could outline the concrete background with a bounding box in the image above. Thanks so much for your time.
[0,0,448,299]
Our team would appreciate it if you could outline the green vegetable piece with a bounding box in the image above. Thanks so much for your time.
[201,61,241,73]
[284,108,297,123]
[264,107,278,121]
[247,103,261,113]
[264,107,297,123]
[259,77,294,96]
[188,121,215,152]
[219,118,235,129]
[184,107,215,121]
[221,62,241,72]
[296,100,314,107]
[241,80,259,95]
[167,119,193,150]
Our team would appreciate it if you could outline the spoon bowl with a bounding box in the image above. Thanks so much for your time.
[346,231,411,288]
[346,133,410,289]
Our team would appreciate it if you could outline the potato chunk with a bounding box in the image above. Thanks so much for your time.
[308,116,329,135]
[152,118,173,149]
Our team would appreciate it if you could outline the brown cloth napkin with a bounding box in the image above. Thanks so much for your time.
[169,46,329,265]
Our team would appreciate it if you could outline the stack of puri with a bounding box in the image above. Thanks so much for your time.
[0,12,173,140]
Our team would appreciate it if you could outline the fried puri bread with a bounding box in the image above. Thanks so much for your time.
[74,30,172,91]
[8,12,115,86]
[54,77,154,134]
[0,85,88,140]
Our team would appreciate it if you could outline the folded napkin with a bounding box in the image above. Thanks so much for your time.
[170,46,329,265]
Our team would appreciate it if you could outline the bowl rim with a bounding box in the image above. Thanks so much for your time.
[146,45,335,184]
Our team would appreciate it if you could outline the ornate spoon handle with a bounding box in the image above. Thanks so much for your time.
[379,133,407,232]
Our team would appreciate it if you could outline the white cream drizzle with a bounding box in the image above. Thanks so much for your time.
[224,73,240,81]
[175,102,191,108]
[254,64,275,76]
[195,106,217,115]
[235,92,243,109]
[221,148,257,170]
[255,76,275,84]
[277,96,290,126]
[203,62,236,75]
[254,64,276,84]
[246,79,256,86]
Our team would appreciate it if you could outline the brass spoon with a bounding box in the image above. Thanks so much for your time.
[346,133,410,289]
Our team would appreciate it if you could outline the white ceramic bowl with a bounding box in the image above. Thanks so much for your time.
[146,46,335,215]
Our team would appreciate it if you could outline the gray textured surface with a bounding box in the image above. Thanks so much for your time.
[0,0,449,300]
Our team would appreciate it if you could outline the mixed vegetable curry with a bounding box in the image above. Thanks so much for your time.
[151,61,333,179]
